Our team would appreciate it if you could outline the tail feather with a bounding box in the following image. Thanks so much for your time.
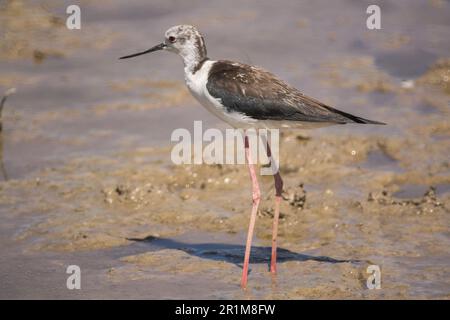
[351,116,386,125]
[322,105,386,125]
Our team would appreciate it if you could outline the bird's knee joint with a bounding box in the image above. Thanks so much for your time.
[252,192,261,204]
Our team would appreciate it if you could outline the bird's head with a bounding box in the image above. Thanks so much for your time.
[119,25,207,68]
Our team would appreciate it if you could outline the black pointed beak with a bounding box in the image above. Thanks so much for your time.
[119,43,166,60]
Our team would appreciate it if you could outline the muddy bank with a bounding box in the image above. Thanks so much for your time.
[1,127,449,298]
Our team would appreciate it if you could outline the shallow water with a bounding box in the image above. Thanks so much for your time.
[0,0,449,299]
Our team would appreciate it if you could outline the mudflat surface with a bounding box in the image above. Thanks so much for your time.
[0,0,449,299]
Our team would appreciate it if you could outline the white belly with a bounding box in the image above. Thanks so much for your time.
[184,61,334,130]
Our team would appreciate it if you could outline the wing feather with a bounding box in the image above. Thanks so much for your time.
[206,61,385,125]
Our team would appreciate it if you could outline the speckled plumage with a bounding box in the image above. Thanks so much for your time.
[121,24,385,128]
[167,25,384,127]
[206,60,384,125]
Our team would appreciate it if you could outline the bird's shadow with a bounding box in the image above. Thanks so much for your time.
[124,235,363,271]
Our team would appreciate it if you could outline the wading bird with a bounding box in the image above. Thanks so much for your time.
[120,25,384,288]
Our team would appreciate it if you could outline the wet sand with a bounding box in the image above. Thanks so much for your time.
[0,0,449,299]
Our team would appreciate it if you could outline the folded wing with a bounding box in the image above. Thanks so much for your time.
[206,61,385,125]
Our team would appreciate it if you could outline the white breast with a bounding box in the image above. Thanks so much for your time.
[184,60,256,128]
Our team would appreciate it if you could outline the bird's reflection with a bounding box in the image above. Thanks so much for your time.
[124,235,363,269]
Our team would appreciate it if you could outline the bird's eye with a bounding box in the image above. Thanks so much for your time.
[168,36,176,43]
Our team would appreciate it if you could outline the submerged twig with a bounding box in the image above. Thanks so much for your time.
[0,88,16,180]
[0,88,16,131]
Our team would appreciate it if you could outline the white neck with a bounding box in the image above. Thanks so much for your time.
[182,53,204,74]
[179,40,208,74]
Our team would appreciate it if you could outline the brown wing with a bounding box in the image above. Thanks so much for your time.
[206,60,384,124]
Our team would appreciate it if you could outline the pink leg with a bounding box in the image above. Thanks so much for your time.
[266,142,283,274]
[241,135,261,289]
